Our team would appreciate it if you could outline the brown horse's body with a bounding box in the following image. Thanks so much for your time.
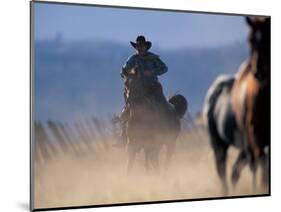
[232,62,270,159]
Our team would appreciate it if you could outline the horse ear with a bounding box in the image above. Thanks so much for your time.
[246,16,254,27]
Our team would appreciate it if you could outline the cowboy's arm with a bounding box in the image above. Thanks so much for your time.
[120,55,136,78]
[152,56,168,76]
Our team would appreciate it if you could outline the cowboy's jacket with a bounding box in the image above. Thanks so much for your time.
[120,52,168,83]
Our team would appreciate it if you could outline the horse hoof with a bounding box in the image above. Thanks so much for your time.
[231,171,239,187]
[222,186,229,196]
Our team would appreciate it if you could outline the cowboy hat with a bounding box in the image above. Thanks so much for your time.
[130,35,152,50]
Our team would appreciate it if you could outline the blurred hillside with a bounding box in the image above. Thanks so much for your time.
[34,38,248,121]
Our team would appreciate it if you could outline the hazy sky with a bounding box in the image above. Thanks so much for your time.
[34,2,249,49]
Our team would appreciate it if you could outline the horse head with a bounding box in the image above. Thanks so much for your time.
[124,65,146,104]
[246,16,270,81]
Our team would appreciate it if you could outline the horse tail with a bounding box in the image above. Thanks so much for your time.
[168,94,187,118]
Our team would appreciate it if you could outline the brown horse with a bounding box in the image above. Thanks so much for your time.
[203,16,270,193]
[231,17,270,187]
[124,65,187,172]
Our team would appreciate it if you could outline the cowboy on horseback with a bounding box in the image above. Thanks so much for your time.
[114,35,168,148]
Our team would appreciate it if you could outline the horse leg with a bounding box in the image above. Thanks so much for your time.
[231,150,248,188]
[144,147,160,174]
[150,147,160,172]
[245,111,261,191]
[260,152,269,189]
[247,126,269,190]
[127,144,137,173]
[164,141,176,169]
[144,149,151,172]
[250,164,257,192]
[249,153,258,192]
[212,138,229,195]
[246,118,269,190]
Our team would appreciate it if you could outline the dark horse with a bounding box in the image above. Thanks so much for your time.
[203,17,270,193]
[123,65,187,172]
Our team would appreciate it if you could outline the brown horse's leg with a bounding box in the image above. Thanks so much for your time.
[260,152,269,189]
[231,150,248,188]
[246,120,261,191]
[247,124,262,159]
[249,153,258,191]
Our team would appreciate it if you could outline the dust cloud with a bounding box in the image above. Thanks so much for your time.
[33,129,268,209]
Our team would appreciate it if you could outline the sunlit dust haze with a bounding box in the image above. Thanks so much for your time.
[33,123,268,209]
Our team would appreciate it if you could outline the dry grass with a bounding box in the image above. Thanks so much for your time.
[33,129,268,209]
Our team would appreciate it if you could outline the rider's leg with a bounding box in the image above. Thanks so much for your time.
[114,106,129,148]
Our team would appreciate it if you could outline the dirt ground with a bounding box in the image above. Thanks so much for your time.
[33,129,268,209]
